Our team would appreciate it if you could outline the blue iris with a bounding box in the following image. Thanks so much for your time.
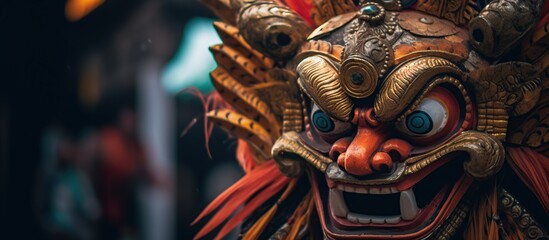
[401,0,418,8]
[406,111,433,134]
[312,111,334,132]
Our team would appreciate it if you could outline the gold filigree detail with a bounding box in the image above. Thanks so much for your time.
[238,0,311,60]
[282,101,303,133]
[405,131,504,179]
[500,189,549,240]
[507,65,549,149]
[272,131,333,177]
[296,56,353,121]
[469,62,541,141]
[344,36,394,79]
[396,76,471,123]
[469,0,544,58]
[374,57,462,121]
[416,0,478,25]
[428,198,471,239]
[340,55,379,98]
[310,0,357,27]
[344,11,399,43]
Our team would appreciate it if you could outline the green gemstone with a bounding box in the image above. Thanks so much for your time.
[361,4,380,16]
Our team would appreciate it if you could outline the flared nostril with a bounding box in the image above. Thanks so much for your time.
[381,139,412,161]
[372,152,393,172]
[329,137,353,160]
[336,153,346,168]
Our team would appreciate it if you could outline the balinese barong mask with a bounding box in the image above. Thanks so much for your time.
[193,0,549,239]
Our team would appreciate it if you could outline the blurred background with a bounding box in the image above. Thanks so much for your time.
[0,0,244,239]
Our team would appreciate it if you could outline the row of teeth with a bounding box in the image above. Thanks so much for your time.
[329,187,419,224]
[335,185,399,194]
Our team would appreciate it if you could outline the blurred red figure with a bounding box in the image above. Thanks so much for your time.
[96,108,150,239]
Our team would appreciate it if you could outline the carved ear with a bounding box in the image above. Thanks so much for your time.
[468,0,544,58]
[468,62,541,140]
[236,0,312,61]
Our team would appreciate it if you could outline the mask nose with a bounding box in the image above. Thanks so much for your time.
[329,108,412,176]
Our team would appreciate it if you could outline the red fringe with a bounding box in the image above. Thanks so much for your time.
[236,140,257,173]
[281,0,316,27]
[192,160,289,239]
[506,147,549,213]
[180,88,230,158]
[214,176,290,239]
[536,1,549,29]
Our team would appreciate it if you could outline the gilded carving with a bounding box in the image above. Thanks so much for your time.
[272,131,333,176]
[469,0,544,58]
[237,0,311,60]
[500,189,549,240]
[416,0,478,25]
[193,0,549,239]
[296,55,353,121]
[404,131,504,179]
[310,0,357,27]
[374,57,462,121]
[469,62,541,140]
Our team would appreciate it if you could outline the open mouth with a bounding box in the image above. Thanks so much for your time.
[312,154,471,238]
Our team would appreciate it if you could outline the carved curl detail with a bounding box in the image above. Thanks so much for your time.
[272,131,333,177]
[296,55,353,121]
[405,131,505,179]
[237,0,311,60]
[469,0,544,58]
[500,189,549,239]
[469,62,541,140]
[374,56,462,121]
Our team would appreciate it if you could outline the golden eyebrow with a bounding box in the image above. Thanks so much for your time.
[296,55,353,121]
[373,56,463,122]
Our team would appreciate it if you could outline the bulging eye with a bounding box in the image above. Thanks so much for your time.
[397,86,460,141]
[310,104,352,139]
[312,111,334,132]
[401,98,447,137]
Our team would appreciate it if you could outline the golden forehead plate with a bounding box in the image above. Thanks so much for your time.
[398,11,459,37]
[308,12,356,40]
